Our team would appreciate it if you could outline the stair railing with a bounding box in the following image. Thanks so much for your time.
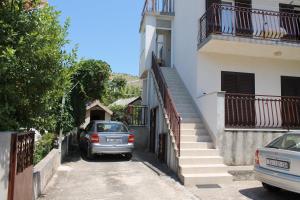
[151,52,181,155]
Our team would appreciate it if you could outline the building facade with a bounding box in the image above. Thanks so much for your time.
[140,0,300,185]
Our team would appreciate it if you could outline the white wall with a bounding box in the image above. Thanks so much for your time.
[197,53,300,96]
[172,0,204,97]
[0,132,12,200]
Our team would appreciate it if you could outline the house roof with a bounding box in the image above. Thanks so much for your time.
[110,97,141,107]
[86,100,113,115]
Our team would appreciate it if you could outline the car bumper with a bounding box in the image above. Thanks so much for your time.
[91,143,134,154]
[255,166,300,194]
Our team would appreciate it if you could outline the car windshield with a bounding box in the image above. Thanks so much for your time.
[267,134,300,152]
[96,122,128,133]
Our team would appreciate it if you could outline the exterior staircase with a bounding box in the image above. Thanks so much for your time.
[160,67,233,186]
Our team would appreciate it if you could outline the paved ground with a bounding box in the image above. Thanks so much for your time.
[187,181,300,200]
[39,150,300,200]
[38,151,198,200]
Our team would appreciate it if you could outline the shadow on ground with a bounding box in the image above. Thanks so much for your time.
[240,187,300,200]
[62,145,180,183]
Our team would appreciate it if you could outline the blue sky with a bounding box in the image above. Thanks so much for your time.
[48,0,144,75]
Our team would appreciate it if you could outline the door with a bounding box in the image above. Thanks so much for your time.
[90,110,105,121]
[280,4,300,41]
[8,132,34,200]
[281,76,300,128]
[235,0,252,36]
[222,71,255,127]
[149,108,157,153]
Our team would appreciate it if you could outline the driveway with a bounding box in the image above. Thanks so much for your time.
[39,150,300,200]
[38,151,198,200]
[187,180,300,200]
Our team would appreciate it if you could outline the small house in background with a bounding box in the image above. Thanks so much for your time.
[110,96,142,107]
[82,100,113,128]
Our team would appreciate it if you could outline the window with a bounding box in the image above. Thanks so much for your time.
[96,122,128,133]
[267,134,300,152]
[85,122,94,132]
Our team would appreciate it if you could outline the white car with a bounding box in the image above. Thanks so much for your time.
[254,133,300,194]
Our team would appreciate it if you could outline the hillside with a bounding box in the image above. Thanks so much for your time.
[112,73,142,88]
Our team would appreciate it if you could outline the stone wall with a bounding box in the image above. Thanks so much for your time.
[33,149,60,199]
[218,130,286,166]
[128,126,149,150]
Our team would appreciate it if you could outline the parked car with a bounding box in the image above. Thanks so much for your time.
[254,133,300,194]
[79,121,134,159]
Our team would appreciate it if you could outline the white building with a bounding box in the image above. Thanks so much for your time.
[139,0,300,185]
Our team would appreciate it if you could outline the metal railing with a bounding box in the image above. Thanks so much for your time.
[198,4,300,45]
[152,52,181,154]
[225,93,300,129]
[125,105,148,126]
[142,0,174,16]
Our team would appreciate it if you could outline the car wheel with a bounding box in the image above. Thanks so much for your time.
[262,183,281,192]
[86,144,95,160]
[124,153,132,160]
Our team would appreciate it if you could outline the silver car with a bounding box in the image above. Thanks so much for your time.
[79,121,134,159]
[254,133,300,194]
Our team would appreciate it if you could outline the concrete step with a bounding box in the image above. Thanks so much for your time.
[177,107,198,113]
[181,118,202,123]
[179,156,223,165]
[180,149,219,157]
[181,135,211,142]
[181,129,208,136]
[179,113,200,119]
[179,173,233,186]
[180,142,214,149]
[179,164,228,174]
[181,123,204,129]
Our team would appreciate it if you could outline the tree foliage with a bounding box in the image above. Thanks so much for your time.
[70,59,111,127]
[0,0,75,131]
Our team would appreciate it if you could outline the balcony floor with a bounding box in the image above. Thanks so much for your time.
[198,34,300,61]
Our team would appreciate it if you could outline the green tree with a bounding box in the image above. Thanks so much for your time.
[0,0,75,131]
[70,59,111,128]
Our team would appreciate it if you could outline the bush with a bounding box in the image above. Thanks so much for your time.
[109,105,126,122]
[33,133,56,165]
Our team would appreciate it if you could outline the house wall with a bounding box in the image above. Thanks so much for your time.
[219,130,286,165]
[82,109,112,128]
[0,132,12,200]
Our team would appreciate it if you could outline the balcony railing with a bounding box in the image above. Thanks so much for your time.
[152,52,181,155]
[198,4,300,46]
[142,0,174,16]
[225,93,300,129]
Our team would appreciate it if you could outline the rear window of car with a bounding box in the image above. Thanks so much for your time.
[267,134,300,152]
[96,122,128,133]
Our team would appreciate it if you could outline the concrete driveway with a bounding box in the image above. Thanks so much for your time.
[38,151,197,200]
[39,150,300,200]
[187,180,300,200]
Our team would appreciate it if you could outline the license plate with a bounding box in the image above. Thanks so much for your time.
[107,138,122,143]
[266,158,290,169]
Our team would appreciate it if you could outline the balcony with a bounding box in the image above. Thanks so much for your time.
[140,0,175,29]
[198,4,300,60]
[142,0,174,17]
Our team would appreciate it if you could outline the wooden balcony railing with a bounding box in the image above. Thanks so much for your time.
[225,93,300,129]
[152,52,181,155]
[198,4,300,46]
[142,0,174,16]
[125,105,148,126]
